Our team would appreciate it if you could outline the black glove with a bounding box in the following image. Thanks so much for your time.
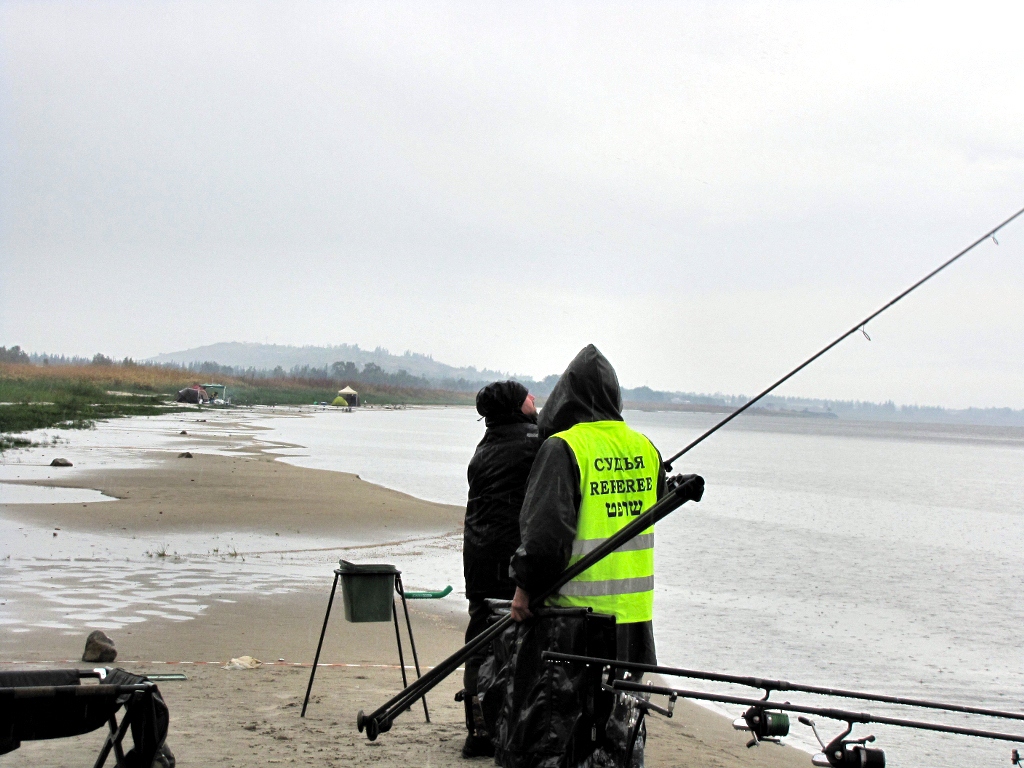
[670,474,704,503]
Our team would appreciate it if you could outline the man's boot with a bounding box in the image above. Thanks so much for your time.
[461,694,494,758]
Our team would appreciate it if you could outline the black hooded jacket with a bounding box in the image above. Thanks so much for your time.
[509,345,665,663]
[464,381,540,571]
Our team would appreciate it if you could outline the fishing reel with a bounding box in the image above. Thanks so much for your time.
[800,717,885,767]
[732,704,790,747]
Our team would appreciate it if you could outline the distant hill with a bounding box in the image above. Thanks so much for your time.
[144,341,1024,427]
[148,342,513,384]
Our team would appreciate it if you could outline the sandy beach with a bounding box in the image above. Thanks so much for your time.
[1,413,810,767]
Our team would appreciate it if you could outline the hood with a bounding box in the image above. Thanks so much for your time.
[537,344,622,439]
[476,380,535,427]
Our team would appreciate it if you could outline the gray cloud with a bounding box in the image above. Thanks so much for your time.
[2,0,1023,407]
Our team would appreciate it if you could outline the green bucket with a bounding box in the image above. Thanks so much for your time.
[338,560,398,623]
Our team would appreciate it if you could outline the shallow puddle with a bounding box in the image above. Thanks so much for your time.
[0,483,116,505]
[0,516,464,635]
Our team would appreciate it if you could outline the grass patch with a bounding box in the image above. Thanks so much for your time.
[0,435,35,451]
[1,362,475,408]
[0,401,172,434]
[0,367,185,447]
[0,362,191,394]
[226,382,472,406]
[0,361,475,450]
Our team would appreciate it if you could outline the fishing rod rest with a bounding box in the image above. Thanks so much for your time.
[596,672,677,719]
[609,681,678,768]
[801,718,885,768]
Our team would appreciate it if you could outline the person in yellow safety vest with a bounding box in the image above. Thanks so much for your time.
[509,344,667,766]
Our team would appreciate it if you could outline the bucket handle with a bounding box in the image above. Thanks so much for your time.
[403,585,453,600]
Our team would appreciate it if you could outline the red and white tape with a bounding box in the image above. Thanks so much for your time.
[0,660,461,670]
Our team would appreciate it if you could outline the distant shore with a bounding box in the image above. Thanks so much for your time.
[622,400,838,418]
[1,412,810,767]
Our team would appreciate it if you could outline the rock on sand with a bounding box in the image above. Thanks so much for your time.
[82,629,117,662]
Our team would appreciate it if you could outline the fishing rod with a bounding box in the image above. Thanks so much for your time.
[357,206,1023,740]
[663,204,1024,470]
[613,680,1024,767]
[355,473,705,740]
[612,680,1024,742]
[542,652,1024,722]
[546,653,1024,764]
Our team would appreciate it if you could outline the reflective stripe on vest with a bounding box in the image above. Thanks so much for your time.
[570,532,655,558]
[546,420,660,624]
[558,575,655,597]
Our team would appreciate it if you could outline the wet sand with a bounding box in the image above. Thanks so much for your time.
[0,449,464,536]
[1,418,811,767]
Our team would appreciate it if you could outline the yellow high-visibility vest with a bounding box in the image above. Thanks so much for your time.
[545,420,660,624]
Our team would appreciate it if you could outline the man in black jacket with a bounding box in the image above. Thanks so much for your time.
[462,379,539,757]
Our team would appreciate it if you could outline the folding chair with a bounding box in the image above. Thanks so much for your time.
[0,667,172,767]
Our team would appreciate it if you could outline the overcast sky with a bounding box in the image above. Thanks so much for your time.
[2,1,1023,407]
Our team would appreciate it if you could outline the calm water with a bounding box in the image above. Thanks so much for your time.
[257,407,1024,766]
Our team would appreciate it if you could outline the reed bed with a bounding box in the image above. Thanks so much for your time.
[0,362,473,446]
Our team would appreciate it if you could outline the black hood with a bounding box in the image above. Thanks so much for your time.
[537,344,622,439]
[476,380,535,427]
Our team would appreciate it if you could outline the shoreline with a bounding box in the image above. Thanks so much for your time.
[1,411,810,767]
